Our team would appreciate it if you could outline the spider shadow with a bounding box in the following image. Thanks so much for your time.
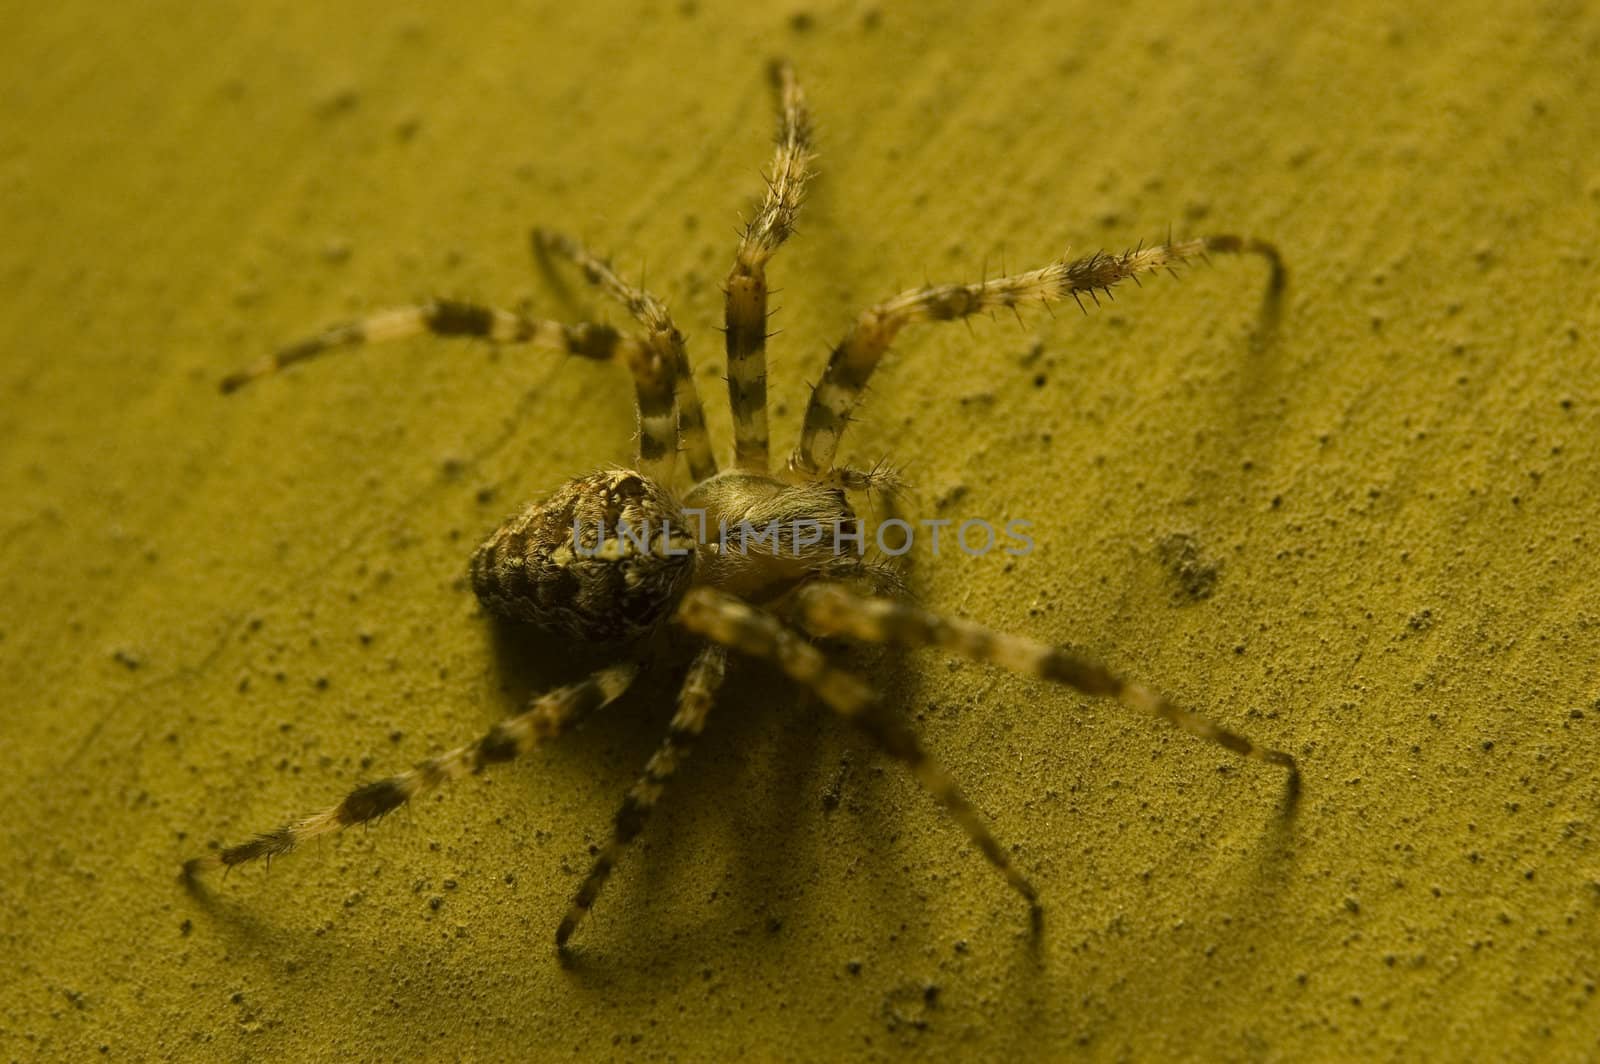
[181,865,308,954]
[551,666,841,978]
[1118,767,1303,1016]
[180,863,552,1049]
[717,644,934,950]
[529,228,615,328]
[1201,263,1291,479]
[479,615,843,962]
[550,640,947,978]
[481,616,631,707]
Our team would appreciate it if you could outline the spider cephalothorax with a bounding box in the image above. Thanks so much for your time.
[681,470,861,599]
[187,63,1298,950]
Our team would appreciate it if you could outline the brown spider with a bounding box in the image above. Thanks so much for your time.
[185,63,1299,949]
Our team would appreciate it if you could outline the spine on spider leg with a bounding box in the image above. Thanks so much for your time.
[182,665,636,880]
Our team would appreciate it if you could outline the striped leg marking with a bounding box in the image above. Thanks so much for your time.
[795,583,1300,793]
[791,235,1286,473]
[534,229,718,483]
[183,665,637,880]
[675,587,1040,913]
[626,334,680,485]
[725,60,815,472]
[224,298,679,483]
[220,299,629,394]
[556,645,727,948]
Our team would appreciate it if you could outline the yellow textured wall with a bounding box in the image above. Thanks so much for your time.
[3,2,1598,1059]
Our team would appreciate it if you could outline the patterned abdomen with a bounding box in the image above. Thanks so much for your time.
[470,470,696,641]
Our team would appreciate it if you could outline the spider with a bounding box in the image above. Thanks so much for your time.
[185,63,1299,949]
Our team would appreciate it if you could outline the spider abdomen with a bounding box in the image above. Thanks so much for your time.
[469,470,695,641]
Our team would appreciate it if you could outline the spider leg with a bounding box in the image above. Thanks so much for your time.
[675,587,1040,915]
[534,229,717,483]
[805,461,914,566]
[767,459,913,588]
[223,299,610,393]
[798,461,908,501]
[183,664,637,880]
[726,60,815,472]
[794,583,1300,795]
[791,235,1286,474]
[223,299,680,483]
[556,645,727,948]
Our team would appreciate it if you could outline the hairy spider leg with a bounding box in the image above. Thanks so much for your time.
[791,235,1286,474]
[183,665,638,880]
[795,583,1300,795]
[222,298,680,483]
[725,60,815,473]
[534,229,717,484]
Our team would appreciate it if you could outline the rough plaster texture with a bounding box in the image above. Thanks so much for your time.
[3,2,1598,1059]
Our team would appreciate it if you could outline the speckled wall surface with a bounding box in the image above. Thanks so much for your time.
[3,2,1597,1059]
